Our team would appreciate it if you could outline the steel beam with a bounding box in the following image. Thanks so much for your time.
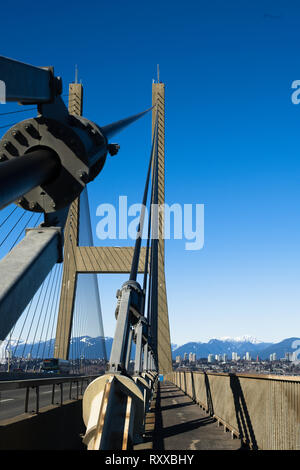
[134,320,144,375]
[0,227,62,340]
[143,343,149,372]
[125,327,134,371]
[75,246,149,273]
[0,56,60,103]
[108,286,132,373]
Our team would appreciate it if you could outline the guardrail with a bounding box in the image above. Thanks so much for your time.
[0,374,99,415]
[165,370,300,450]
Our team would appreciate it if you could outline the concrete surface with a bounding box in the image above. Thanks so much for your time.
[143,381,242,450]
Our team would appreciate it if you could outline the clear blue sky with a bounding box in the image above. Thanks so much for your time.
[1,0,300,346]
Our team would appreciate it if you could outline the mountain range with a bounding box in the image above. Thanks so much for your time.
[171,336,300,360]
[1,335,300,361]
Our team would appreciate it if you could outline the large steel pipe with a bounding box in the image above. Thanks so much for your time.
[0,148,60,210]
[100,106,153,140]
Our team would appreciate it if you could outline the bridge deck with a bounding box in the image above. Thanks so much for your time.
[135,381,242,451]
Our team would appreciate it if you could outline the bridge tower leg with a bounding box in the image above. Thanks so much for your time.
[152,81,173,374]
[53,83,82,359]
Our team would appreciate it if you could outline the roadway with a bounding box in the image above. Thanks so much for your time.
[0,377,88,422]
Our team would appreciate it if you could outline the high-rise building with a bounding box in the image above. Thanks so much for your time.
[208,354,214,363]
[291,351,299,362]
[188,352,196,363]
[175,356,181,363]
[270,353,277,361]
[245,352,251,361]
[232,352,239,361]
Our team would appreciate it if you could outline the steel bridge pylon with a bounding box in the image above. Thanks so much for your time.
[0,56,173,450]
[54,81,172,375]
[151,81,172,374]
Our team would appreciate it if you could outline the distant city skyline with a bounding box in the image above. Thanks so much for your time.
[2,333,299,364]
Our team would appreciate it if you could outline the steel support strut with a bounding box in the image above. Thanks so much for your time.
[108,281,143,373]
[134,319,144,375]
[0,56,61,103]
[0,227,62,340]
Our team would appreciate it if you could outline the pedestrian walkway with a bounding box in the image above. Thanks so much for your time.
[135,381,242,450]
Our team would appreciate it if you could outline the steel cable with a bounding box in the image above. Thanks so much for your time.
[0,205,18,229]
[41,264,61,359]
[10,214,44,358]
[0,107,36,117]
[35,266,58,360]
[0,210,26,247]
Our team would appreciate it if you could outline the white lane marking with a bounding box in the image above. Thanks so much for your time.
[189,439,200,450]
[0,399,14,403]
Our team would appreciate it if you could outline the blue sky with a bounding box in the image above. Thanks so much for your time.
[1,0,300,346]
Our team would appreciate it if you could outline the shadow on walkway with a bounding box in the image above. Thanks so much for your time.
[159,393,183,399]
[147,380,255,451]
[152,382,225,450]
[160,416,215,441]
[153,381,164,450]
[161,402,194,412]
[204,372,214,417]
[229,375,258,450]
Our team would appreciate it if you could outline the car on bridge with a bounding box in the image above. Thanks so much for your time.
[41,358,71,374]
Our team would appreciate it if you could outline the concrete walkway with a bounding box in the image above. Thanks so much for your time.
[136,381,242,451]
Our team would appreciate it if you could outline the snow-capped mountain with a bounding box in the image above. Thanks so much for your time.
[171,337,272,359]
[218,335,262,344]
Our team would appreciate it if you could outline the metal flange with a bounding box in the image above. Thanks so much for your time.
[0,117,91,213]
[115,280,144,325]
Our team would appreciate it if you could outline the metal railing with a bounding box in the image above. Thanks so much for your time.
[166,370,300,450]
[0,374,99,415]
